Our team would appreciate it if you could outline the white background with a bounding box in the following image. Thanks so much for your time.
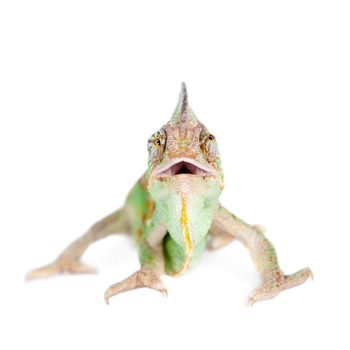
[1,1,349,349]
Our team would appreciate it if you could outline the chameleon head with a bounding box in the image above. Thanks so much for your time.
[147,83,224,252]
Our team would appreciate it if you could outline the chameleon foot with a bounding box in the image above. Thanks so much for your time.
[26,258,96,281]
[104,268,168,304]
[248,267,313,306]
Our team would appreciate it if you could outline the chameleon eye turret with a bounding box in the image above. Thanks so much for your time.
[27,83,312,306]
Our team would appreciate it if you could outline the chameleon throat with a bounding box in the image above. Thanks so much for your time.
[173,196,192,276]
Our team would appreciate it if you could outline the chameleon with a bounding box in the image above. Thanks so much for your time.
[26,83,312,305]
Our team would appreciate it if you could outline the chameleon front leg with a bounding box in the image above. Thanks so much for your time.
[213,206,312,305]
[26,208,127,280]
[104,217,168,304]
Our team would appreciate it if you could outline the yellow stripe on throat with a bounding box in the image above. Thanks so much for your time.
[181,196,192,254]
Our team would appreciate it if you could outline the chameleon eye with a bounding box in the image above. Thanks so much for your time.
[154,138,161,146]
[207,134,215,141]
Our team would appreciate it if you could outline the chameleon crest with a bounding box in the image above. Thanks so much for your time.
[27,83,312,306]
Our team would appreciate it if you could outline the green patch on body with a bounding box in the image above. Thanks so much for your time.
[125,180,149,241]
[163,233,208,275]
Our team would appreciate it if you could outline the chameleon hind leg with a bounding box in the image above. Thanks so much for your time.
[213,206,312,305]
[26,208,127,280]
[104,216,168,304]
[208,222,264,250]
[208,223,235,250]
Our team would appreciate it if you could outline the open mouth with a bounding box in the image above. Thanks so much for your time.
[154,158,215,177]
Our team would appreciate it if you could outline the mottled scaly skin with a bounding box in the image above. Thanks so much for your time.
[27,83,312,305]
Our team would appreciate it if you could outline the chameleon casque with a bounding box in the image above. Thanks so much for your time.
[27,83,312,305]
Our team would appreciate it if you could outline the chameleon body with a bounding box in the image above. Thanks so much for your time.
[27,83,312,305]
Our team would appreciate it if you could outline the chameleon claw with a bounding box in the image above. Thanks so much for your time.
[248,297,255,307]
[104,269,168,304]
[248,283,281,306]
[160,288,168,298]
[247,267,313,305]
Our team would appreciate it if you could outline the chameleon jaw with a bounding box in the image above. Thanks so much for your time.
[153,157,216,178]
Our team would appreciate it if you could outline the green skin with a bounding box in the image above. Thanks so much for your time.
[26,83,312,305]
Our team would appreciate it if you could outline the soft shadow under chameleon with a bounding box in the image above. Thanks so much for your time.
[26,83,312,305]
